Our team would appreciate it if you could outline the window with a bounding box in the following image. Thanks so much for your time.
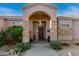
[13,21,23,25]
[62,24,69,27]
[61,24,70,29]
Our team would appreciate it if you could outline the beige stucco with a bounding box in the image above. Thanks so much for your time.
[72,20,79,40]
[0,18,6,31]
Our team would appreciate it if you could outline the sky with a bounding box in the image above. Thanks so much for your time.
[0,3,79,17]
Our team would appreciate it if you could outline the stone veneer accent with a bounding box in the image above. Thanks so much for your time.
[23,19,29,43]
[50,21,57,41]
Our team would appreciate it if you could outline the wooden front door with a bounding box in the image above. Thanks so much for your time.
[38,26,44,41]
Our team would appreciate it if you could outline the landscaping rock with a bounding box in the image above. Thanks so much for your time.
[0,45,16,56]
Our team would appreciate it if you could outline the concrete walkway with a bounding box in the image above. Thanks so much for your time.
[24,41,59,56]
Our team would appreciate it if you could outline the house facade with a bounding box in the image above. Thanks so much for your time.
[0,4,79,43]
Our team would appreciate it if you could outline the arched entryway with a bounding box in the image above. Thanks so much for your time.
[29,11,50,41]
[23,4,57,43]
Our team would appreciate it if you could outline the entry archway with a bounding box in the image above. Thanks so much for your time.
[29,11,50,41]
[23,4,57,43]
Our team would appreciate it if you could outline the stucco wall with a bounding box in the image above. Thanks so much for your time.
[6,20,23,27]
[72,20,79,40]
[0,19,6,31]
[25,5,56,19]
[58,19,72,41]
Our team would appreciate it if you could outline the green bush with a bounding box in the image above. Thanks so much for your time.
[50,41,61,50]
[0,31,6,46]
[14,43,31,53]
[6,26,23,42]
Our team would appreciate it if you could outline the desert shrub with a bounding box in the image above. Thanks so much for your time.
[50,41,61,50]
[74,43,79,45]
[14,43,31,53]
[61,43,70,46]
[6,26,23,42]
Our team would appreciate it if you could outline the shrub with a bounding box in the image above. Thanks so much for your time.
[61,43,70,46]
[74,43,79,45]
[0,31,6,46]
[6,26,23,42]
[14,43,31,53]
[50,41,61,50]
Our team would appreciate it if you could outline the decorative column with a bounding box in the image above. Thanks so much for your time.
[50,19,57,41]
[23,17,29,43]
